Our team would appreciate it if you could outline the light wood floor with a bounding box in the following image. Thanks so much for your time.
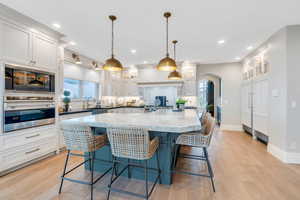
[1,130,300,200]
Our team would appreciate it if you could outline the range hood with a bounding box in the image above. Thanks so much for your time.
[136,80,183,87]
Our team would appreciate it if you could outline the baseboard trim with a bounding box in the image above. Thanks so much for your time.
[220,124,243,131]
[267,143,300,164]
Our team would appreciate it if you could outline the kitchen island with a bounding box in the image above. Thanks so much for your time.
[61,109,201,185]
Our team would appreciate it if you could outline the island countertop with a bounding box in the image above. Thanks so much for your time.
[61,109,201,133]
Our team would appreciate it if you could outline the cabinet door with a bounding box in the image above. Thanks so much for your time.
[241,83,251,127]
[33,34,57,70]
[1,22,32,64]
[253,80,268,135]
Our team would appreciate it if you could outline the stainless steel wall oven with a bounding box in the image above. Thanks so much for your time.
[3,96,55,133]
[5,64,55,93]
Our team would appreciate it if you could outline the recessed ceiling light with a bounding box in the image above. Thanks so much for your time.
[52,23,61,29]
[143,61,148,64]
[69,41,76,46]
[247,46,253,50]
[235,57,241,60]
[130,49,137,54]
[218,40,226,45]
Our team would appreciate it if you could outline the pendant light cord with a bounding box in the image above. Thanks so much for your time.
[174,41,176,61]
[111,19,114,58]
[166,17,169,57]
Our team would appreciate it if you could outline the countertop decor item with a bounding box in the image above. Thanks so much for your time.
[176,98,187,110]
[168,40,182,80]
[103,15,123,71]
[157,12,177,72]
[63,90,71,112]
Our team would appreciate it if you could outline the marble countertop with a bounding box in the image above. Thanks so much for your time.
[61,109,201,133]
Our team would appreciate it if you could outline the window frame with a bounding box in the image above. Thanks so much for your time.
[63,77,100,100]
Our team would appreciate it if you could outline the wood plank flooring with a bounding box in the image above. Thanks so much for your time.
[1,130,300,200]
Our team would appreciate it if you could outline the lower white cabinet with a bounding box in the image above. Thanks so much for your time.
[0,125,58,173]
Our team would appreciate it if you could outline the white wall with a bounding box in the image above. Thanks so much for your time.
[286,26,300,154]
[197,62,243,130]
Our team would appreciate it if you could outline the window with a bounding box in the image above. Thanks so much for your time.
[64,78,100,99]
[82,81,98,99]
[64,78,80,98]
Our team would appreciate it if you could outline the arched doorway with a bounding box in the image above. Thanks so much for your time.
[198,73,222,125]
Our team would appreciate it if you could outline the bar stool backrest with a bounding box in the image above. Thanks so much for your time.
[106,127,150,160]
[61,123,95,152]
[203,116,216,146]
[200,110,208,124]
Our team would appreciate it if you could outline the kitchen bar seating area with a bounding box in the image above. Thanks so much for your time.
[2,1,300,200]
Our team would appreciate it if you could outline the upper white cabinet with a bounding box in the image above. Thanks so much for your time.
[1,22,32,65]
[33,34,58,70]
[0,20,58,71]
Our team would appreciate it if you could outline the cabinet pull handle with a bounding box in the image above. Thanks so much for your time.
[26,134,40,139]
[25,148,40,154]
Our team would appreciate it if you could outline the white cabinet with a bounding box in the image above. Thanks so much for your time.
[1,22,32,65]
[33,34,58,70]
[0,20,58,71]
[241,77,269,137]
[0,125,58,173]
[241,83,252,127]
[253,79,269,135]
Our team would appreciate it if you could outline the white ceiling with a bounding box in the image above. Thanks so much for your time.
[1,0,300,65]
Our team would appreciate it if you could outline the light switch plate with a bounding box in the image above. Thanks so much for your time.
[292,101,297,108]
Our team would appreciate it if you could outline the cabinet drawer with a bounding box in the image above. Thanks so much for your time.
[1,137,57,171]
[1,125,57,150]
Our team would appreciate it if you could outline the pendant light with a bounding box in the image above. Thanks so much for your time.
[168,40,182,80]
[103,15,123,71]
[157,12,177,71]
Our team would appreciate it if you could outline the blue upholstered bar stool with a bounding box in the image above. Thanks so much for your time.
[106,127,161,200]
[59,124,112,200]
[172,114,217,192]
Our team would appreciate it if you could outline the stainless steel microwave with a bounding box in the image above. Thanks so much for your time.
[5,64,55,93]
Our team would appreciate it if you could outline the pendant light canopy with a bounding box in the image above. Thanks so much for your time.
[103,15,123,71]
[157,12,177,72]
[168,40,182,80]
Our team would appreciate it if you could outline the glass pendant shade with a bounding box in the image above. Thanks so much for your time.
[157,12,177,72]
[103,15,123,71]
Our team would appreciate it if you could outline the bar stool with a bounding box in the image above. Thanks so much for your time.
[106,127,161,200]
[59,124,112,200]
[172,115,216,192]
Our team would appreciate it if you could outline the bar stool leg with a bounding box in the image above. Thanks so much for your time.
[156,151,161,184]
[90,152,95,200]
[88,152,92,171]
[203,147,216,192]
[107,156,116,200]
[59,150,70,194]
[144,160,149,200]
[127,159,131,178]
